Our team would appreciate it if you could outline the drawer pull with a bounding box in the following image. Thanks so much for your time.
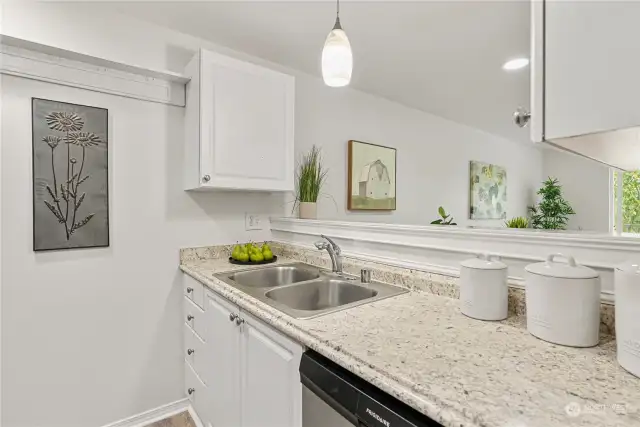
[235,317,245,326]
[229,313,238,322]
[188,388,195,395]
[186,287,194,294]
[187,315,194,321]
[187,348,195,355]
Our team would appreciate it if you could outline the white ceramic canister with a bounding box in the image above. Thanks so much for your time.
[615,260,640,378]
[460,253,508,321]
[525,254,601,347]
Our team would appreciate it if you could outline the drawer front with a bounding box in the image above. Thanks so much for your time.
[185,359,208,421]
[184,297,206,340]
[184,323,206,382]
[184,274,205,309]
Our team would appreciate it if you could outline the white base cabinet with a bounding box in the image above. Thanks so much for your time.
[182,280,303,427]
[183,49,295,192]
[241,310,303,427]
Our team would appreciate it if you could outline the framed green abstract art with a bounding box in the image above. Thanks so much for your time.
[469,161,507,220]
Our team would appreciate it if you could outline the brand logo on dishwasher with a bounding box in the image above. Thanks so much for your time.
[365,408,391,427]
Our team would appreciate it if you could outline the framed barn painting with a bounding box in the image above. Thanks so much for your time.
[32,98,109,251]
[347,140,396,210]
[469,160,507,220]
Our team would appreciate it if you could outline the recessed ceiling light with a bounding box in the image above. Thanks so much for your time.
[502,58,529,71]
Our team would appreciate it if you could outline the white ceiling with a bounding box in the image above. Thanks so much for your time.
[104,1,531,142]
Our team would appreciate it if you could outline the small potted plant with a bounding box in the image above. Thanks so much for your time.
[431,206,457,225]
[295,145,327,219]
[505,217,529,228]
[528,177,575,230]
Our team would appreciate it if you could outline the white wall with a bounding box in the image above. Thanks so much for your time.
[1,4,283,427]
[542,147,611,232]
[1,3,544,427]
[294,76,543,226]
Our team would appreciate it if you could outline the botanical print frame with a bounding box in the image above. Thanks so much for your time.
[32,98,109,251]
[469,160,507,220]
[348,140,397,211]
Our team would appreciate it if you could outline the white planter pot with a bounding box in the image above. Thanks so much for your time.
[460,253,508,321]
[525,253,601,347]
[615,260,640,378]
[299,202,317,219]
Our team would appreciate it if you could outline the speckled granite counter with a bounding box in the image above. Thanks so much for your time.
[180,256,640,427]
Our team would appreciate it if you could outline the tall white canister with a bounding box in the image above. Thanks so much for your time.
[525,254,601,347]
[460,254,508,321]
[615,260,640,378]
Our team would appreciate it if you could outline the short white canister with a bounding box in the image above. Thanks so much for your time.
[460,253,508,321]
[525,254,601,347]
[615,260,640,378]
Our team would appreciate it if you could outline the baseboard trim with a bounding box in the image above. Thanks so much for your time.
[187,405,205,427]
[100,398,191,427]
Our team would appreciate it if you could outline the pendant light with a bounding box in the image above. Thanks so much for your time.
[322,0,352,87]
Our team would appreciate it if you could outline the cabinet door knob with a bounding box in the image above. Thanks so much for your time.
[186,287,194,294]
[187,315,194,321]
[235,317,245,326]
[229,313,238,322]
[188,388,195,395]
[187,348,195,355]
[202,175,211,183]
[513,107,531,128]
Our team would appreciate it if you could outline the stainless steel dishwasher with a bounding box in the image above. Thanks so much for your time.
[300,350,443,427]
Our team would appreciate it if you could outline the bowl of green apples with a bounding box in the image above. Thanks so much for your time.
[229,242,277,265]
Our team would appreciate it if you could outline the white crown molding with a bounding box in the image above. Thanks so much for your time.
[0,35,188,106]
[100,398,192,427]
[270,218,638,304]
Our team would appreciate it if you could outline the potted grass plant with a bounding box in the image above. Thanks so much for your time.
[295,145,327,219]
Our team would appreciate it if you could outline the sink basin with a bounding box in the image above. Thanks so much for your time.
[215,262,408,319]
[265,279,378,311]
[226,264,320,288]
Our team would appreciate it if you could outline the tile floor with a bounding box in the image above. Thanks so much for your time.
[147,411,196,427]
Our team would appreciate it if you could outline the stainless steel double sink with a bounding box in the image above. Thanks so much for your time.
[215,262,407,319]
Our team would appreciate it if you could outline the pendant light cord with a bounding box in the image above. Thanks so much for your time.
[334,0,342,29]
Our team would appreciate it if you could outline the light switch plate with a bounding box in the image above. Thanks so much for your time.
[245,213,265,231]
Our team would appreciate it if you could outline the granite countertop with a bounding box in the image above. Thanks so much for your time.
[180,257,640,427]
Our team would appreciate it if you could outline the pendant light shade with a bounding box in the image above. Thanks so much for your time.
[322,1,352,87]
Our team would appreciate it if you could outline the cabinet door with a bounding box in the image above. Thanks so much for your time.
[542,1,640,140]
[204,292,242,427]
[199,49,294,192]
[240,311,303,427]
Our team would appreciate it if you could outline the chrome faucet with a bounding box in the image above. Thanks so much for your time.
[314,235,343,273]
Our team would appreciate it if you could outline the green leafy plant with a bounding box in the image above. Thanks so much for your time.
[614,170,640,233]
[294,145,328,207]
[505,216,529,228]
[431,206,457,225]
[528,177,575,230]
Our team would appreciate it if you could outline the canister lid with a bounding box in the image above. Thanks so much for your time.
[616,260,640,275]
[525,253,598,279]
[460,253,507,270]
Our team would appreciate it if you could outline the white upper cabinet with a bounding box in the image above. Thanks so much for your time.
[184,49,295,191]
[531,1,640,170]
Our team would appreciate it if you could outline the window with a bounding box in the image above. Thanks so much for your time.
[613,170,640,233]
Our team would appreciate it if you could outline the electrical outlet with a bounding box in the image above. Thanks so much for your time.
[245,213,265,231]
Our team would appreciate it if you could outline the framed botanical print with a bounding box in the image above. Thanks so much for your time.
[469,160,507,219]
[32,98,109,251]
